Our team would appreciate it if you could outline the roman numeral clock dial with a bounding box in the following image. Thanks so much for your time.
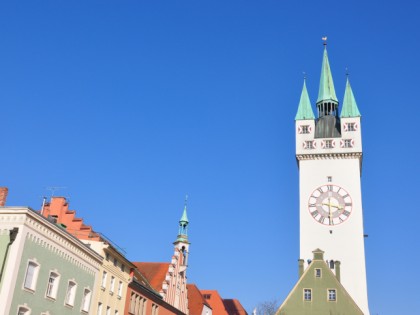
[308,185,353,225]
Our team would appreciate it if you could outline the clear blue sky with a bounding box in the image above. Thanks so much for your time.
[1,1,419,314]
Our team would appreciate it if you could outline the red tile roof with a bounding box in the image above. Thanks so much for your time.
[133,262,170,292]
[223,299,248,315]
[200,290,229,315]
[187,284,211,315]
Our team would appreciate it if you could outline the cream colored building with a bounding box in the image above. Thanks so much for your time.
[84,240,136,315]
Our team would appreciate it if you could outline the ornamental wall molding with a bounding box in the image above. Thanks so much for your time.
[0,211,101,275]
[296,152,363,160]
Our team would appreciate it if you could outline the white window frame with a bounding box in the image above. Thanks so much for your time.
[117,281,123,298]
[17,306,31,315]
[101,271,107,289]
[23,260,40,291]
[328,289,337,301]
[45,271,60,299]
[110,276,115,294]
[65,280,77,306]
[81,288,92,313]
[303,288,312,301]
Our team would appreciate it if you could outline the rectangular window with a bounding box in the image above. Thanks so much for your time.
[301,125,310,134]
[327,176,332,182]
[81,288,92,312]
[304,289,312,301]
[23,261,39,291]
[315,268,321,277]
[110,276,115,294]
[328,289,337,301]
[115,311,119,315]
[152,304,159,315]
[106,306,111,315]
[121,264,125,272]
[46,272,60,299]
[344,139,353,148]
[65,281,77,306]
[129,293,136,314]
[347,123,356,131]
[325,140,333,148]
[118,281,123,297]
[17,307,30,315]
[305,141,314,149]
[97,303,103,315]
[101,271,107,288]
[114,258,118,267]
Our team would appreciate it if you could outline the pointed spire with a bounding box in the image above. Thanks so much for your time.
[341,77,361,117]
[295,78,315,120]
[317,46,338,105]
[176,196,189,242]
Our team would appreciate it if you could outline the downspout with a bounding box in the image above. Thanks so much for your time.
[0,228,19,283]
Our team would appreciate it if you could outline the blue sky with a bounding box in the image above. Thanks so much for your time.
[1,1,419,314]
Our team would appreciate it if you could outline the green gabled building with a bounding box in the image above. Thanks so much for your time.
[276,249,364,315]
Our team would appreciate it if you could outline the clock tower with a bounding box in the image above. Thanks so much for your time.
[295,45,369,314]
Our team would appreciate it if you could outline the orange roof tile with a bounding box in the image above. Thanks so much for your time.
[200,290,229,315]
[223,299,248,315]
[133,262,170,292]
[187,284,211,315]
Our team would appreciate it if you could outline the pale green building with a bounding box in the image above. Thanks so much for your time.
[0,207,102,315]
[276,249,363,315]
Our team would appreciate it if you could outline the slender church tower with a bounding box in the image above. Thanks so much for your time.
[295,44,369,314]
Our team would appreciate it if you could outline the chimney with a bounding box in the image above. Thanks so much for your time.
[335,260,341,282]
[298,259,304,278]
[0,187,8,206]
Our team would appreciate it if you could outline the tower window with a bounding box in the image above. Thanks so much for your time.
[301,125,310,134]
[324,140,333,148]
[343,139,353,148]
[347,123,356,131]
[304,289,312,301]
[328,289,337,301]
[327,176,332,182]
[305,141,315,149]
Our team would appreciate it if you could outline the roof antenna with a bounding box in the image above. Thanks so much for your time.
[322,36,328,46]
[46,186,66,197]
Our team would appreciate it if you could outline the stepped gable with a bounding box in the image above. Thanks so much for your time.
[133,262,171,292]
[187,284,211,315]
[40,196,100,240]
[223,299,248,315]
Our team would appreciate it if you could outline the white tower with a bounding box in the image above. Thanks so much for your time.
[295,45,369,314]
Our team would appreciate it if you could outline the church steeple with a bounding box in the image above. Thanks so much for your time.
[295,78,315,120]
[340,77,361,118]
[176,197,189,243]
[316,45,339,118]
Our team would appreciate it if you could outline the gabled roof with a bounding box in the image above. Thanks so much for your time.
[187,284,211,315]
[277,250,363,315]
[223,299,248,315]
[200,290,229,315]
[134,262,170,291]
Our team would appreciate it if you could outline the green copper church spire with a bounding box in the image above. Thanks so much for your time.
[340,77,361,117]
[176,196,189,242]
[317,45,338,105]
[295,78,315,120]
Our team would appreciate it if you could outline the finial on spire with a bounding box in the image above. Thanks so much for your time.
[303,71,307,80]
[322,36,328,46]
[184,194,188,207]
[345,67,350,78]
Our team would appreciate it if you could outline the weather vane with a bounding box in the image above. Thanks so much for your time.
[322,36,328,45]
[345,67,350,77]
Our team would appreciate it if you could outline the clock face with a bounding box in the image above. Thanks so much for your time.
[308,184,352,225]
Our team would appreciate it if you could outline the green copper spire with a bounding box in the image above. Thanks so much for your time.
[295,79,315,120]
[176,196,189,242]
[340,77,361,117]
[317,46,338,105]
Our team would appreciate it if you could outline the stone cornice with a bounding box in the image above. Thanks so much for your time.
[296,152,363,160]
